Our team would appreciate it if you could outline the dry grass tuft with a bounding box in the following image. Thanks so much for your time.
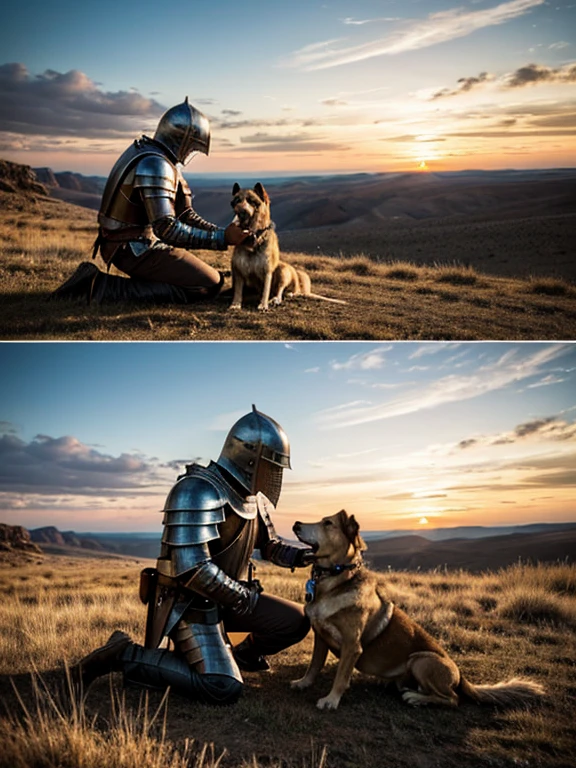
[433,263,480,286]
[528,276,573,297]
[1,672,221,768]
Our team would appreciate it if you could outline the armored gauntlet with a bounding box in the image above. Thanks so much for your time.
[184,561,261,616]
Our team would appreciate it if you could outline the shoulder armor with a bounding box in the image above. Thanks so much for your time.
[134,154,177,193]
[164,474,225,512]
[161,475,226,547]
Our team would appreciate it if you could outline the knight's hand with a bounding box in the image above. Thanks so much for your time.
[235,580,262,615]
[293,548,316,568]
[224,222,252,246]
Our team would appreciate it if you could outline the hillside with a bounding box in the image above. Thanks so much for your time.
[1,160,576,340]
[29,163,576,281]
[0,557,575,767]
[365,528,576,573]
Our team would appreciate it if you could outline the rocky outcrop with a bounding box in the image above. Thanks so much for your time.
[0,523,43,554]
[0,160,47,196]
[33,166,105,195]
[30,526,105,550]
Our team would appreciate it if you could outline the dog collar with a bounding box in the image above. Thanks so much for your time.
[305,560,362,603]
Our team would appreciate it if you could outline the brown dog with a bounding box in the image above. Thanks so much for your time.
[292,510,545,711]
[229,183,346,311]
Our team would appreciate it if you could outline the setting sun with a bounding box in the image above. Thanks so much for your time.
[419,517,429,525]
[417,161,429,171]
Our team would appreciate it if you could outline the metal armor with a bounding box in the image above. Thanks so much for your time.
[96,98,225,261]
[146,410,308,682]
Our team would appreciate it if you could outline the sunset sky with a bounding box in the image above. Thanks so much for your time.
[0,0,575,176]
[1,341,575,538]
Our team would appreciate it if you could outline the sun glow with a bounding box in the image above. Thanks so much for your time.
[418,517,429,525]
[418,161,429,171]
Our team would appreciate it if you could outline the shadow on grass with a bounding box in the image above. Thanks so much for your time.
[0,661,556,768]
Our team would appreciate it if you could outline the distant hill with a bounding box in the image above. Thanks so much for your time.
[33,166,105,210]
[362,521,576,542]
[30,525,105,551]
[2,159,575,281]
[1,521,573,572]
[364,528,576,573]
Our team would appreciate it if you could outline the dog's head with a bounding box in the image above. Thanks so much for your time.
[293,510,366,565]
[231,182,271,229]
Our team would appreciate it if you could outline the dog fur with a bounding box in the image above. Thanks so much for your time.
[292,510,545,711]
[229,183,346,311]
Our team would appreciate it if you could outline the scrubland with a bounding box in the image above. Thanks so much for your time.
[1,194,575,340]
[1,554,575,767]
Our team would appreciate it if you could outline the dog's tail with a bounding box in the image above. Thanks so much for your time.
[306,292,347,305]
[458,675,545,707]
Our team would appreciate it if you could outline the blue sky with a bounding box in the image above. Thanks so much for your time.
[1,0,574,174]
[1,341,575,536]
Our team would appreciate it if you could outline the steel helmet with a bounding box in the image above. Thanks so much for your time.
[153,97,211,164]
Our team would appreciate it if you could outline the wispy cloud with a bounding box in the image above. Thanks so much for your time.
[339,17,401,26]
[330,346,392,371]
[284,0,545,71]
[432,61,576,98]
[315,345,570,429]
[456,416,576,450]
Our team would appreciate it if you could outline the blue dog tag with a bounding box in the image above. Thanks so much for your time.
[305,579,316,603]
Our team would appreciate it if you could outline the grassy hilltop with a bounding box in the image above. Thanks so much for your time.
[0,554,575,767]
[1,190,575,341]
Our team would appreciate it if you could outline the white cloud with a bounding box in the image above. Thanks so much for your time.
[315,345,570,429]
[330,345,392,371]
[284,0,545,70]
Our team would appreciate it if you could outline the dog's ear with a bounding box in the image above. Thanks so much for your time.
[341,511,367,552]
[253,182,269,203]
[232,183,240,195]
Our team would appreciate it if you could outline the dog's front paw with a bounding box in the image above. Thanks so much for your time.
[257,303,269,312]
[290,677,313,691]
[270,296,282,306]
[316,693,341,711]
[229,303,242,311]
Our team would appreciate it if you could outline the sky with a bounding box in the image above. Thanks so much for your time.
[1,341,575,537]
[0,0,575,176]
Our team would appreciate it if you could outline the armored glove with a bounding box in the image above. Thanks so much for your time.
[184,561,262,616]
[224,223,252,246]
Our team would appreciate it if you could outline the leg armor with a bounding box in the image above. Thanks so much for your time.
[119,643,242,705]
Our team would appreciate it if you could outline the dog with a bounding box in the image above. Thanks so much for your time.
[291,510,545,711]
[229,182,346,311]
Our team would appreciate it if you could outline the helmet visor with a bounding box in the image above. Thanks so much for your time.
[253,457,284,507]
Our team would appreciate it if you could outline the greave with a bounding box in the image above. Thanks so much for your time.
[119,643,243,705]
[90,272,190,305]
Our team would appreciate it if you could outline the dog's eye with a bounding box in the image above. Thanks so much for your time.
[323,520,333,527]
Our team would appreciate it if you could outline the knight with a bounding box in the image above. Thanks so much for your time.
[74,407,313,704]
[52,98,250,304]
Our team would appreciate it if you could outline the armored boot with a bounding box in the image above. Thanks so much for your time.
[119,642,243,705]
[89,271,190,305]
[71,630,132,690]
[50,262,101,300]
[233,635,271,672]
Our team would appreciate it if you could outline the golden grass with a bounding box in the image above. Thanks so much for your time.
[1,555,575,766]
[1,193,575,340]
